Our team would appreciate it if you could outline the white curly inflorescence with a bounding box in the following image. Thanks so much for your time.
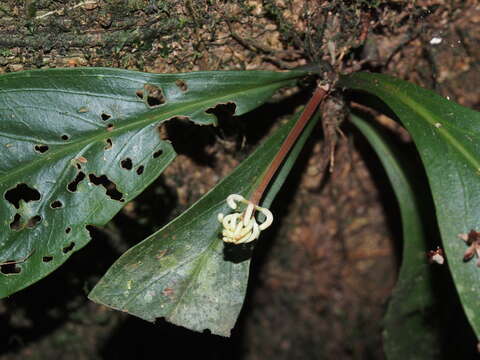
[217,194,273,244]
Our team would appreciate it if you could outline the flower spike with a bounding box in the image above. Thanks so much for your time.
[218,194,273,244]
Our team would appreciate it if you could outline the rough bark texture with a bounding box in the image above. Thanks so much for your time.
[1,0,479,359]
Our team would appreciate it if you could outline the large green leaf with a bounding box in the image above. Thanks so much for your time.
[340,72,480,338]
[350,114,440,359]
[89,109,320,336]
[0,67,308,298]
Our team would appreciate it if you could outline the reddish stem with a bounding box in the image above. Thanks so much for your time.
[250,85,328,205]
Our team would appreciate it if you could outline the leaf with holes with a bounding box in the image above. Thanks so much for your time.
[88,110,320,336]
[339,72,480,338]
[0,67,309,297]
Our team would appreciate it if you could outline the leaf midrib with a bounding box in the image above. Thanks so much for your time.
[379,82,480,173]
[0,80,290,185]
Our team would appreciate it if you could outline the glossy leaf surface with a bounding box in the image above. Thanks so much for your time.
[340,72,480,337]
[351,114,440,359]
[0,67,307,297]
[89,110,320,336]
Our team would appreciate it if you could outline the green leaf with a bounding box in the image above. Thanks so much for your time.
[350,114,440,359]
[339,72,480,338]
[0,67,308,298]
[88,109,320,336]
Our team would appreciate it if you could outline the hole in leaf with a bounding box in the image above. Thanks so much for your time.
[157,116,191,141]
[136,165,144,175]
[105,138,113,150]
[153,149,163,158]
[42,256,53,262]
[50,200,63,208]
[121,158,133,170]
[61,134,70,141]
[65,227,71,234]
[9,213,22,230]
[205,102,236,120]
[106,123,114,132]
[88,173,124,201]
[135,89,144,99]
[175,79,188,92]
[67,171,86,192]
[0,262,21,274]
[26,215,41,228]
[34,144,49,153]
[144,84,165,107]
[74,156,88,170]
[101,112,112,121]
[63,242,75,254]
[159,117,215,165]
[5,183,41,209]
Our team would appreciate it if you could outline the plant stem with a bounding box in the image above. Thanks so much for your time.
[250,84,328,205]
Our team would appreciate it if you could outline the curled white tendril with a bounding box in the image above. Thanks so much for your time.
[217,194,273,244]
